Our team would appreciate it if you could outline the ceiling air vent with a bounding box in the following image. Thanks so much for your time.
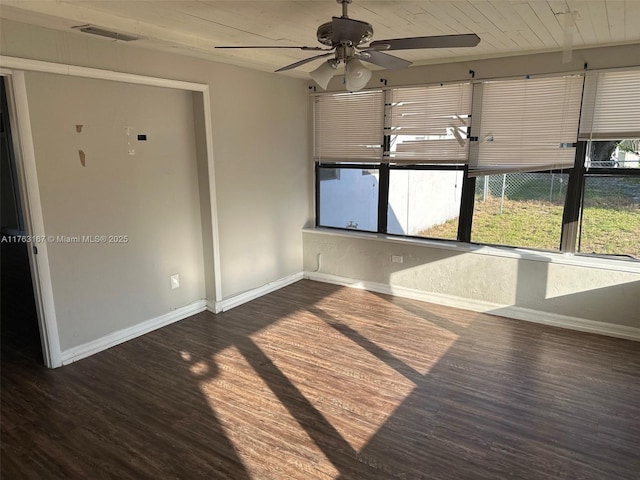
[72,25,139,42]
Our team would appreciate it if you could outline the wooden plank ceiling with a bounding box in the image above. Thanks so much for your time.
[1,1,639,77]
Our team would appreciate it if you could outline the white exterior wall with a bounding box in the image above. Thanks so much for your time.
[388,170,463,235]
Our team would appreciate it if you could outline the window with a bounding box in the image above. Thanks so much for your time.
[387,167,464,240]
[313,68,640,259]
[317,165,380,232]
[472,171,569,250]
[314,91,384,233]
[577,69,640,258]
[580,140,640,258]
[383,83,471,239]
[579,175,640,258]
[314,82,471,236]
[468,75,582,250]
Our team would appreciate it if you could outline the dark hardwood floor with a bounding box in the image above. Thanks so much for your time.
[1,280,639,479]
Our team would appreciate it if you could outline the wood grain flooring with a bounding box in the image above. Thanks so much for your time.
[2,280,639,479]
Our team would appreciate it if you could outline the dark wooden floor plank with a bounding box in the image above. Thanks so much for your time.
[2,279,639,479]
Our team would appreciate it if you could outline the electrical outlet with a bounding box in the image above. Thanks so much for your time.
[170,274,180,289]
[391,255,404,264]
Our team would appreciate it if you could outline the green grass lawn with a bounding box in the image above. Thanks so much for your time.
[419,196,640,258]
[581,203,640,257]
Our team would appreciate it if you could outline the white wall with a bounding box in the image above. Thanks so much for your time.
[0,19,310,299]
[304,230,640,332]
[25,73,205,350]
[1,19,310,353]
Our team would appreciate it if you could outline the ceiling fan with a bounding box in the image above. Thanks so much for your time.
[216,0,480,91]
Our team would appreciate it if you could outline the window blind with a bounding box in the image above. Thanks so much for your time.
[387,82,472,164]
[313,90,384,162]
[469,75,583,176]
[579,69,640,140]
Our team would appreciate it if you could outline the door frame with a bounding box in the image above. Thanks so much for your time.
[0,57,222,368]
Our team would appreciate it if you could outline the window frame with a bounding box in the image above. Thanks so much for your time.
[316,155,638,260]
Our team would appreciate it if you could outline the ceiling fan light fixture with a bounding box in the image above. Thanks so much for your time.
[345,58,371,91]
[310,60,338,90]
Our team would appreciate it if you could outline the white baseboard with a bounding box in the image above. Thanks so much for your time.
[215,272,304,312]
[489,305,640,341]
[304,272,640,342]
[60,300,207,365]
[60,273,305,365]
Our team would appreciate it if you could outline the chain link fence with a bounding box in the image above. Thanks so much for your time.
[475,172,640,206]
[475,172,569,210]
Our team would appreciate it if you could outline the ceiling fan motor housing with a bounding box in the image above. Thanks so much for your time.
[316,20,374,47]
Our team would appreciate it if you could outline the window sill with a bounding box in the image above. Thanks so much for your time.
[303,227,640,274]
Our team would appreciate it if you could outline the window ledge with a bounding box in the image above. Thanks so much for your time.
[303,227,640,274]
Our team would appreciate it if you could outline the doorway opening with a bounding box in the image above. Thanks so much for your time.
[1,77,43,364]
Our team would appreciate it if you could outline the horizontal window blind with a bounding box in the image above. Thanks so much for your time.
[313,90,384,162]
[469,75,583,176]
[387,83,472,164]
[579,69,640,140]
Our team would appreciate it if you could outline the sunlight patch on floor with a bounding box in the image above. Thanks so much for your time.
[250,313,417,452]
[198,345,339,480]
[339,316,460,376]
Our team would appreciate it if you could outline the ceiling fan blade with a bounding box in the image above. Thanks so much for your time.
[216,45,330,51]
[360,43,391,52]
[358,51,411,70]
[275,52,335,72]
[370,33,481,50]
[331,17,372,45]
